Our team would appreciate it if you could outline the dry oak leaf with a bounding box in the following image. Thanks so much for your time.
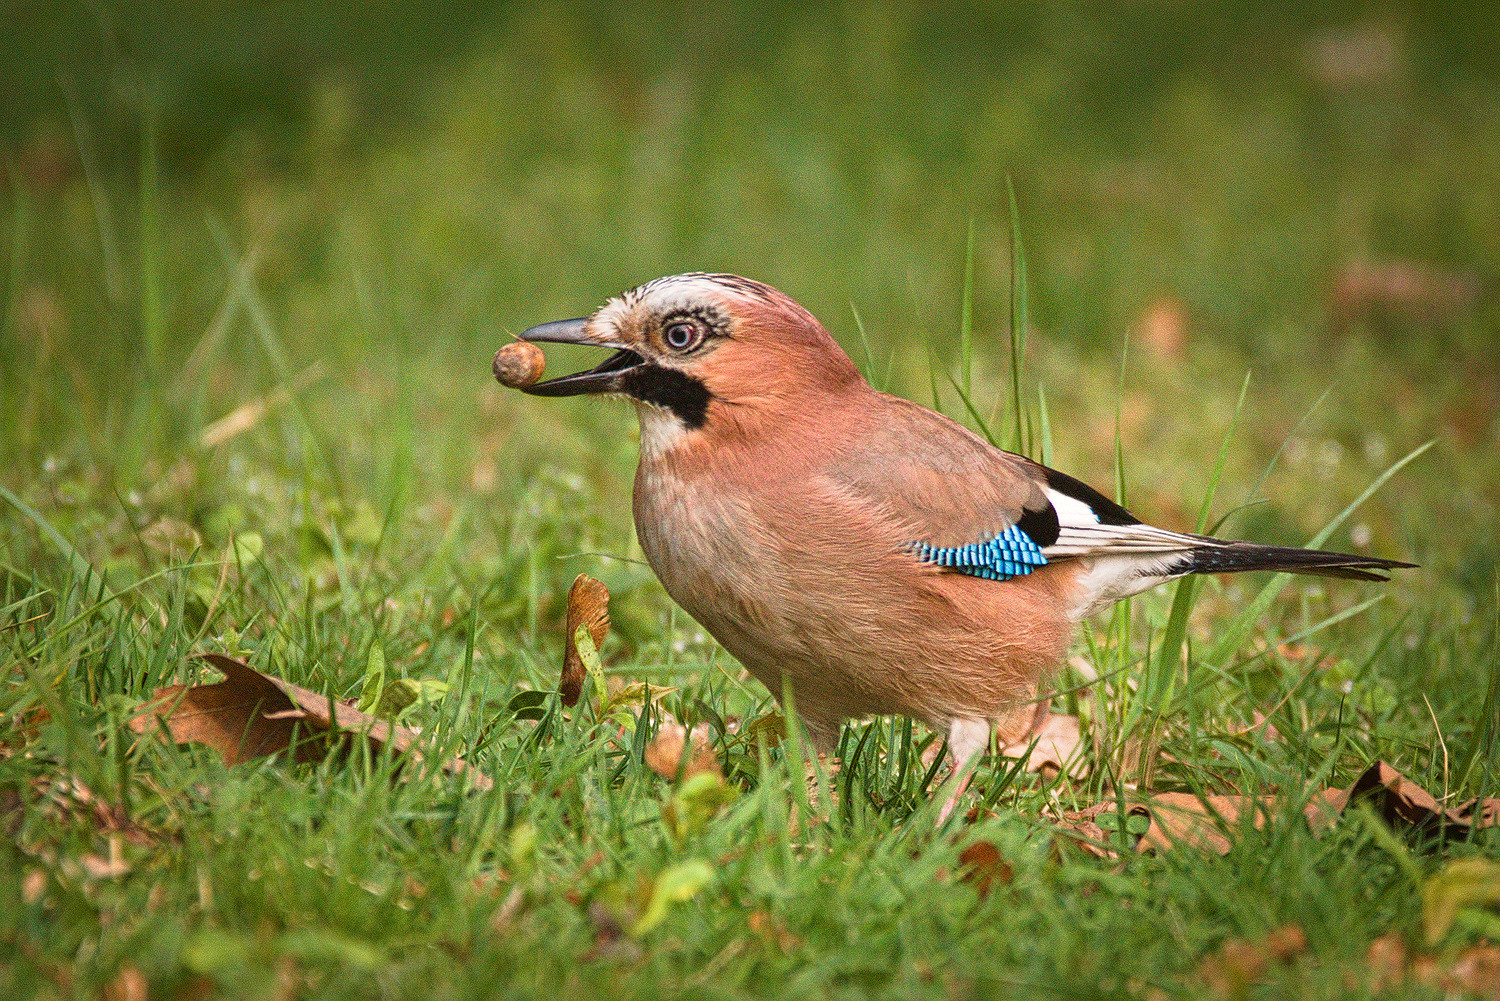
[1343,760,1497,838]
[560,574,610,707]
[1137,793,1274,856]
[129,653,491,789]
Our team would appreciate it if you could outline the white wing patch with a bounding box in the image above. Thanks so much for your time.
[1038,485,1234,619]
[1043,487,1102,529]
[1040,486,1219,559]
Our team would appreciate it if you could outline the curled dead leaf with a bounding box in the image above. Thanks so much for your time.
[561,574,610,707]
[1344,760,1497,839]
[129,653,491,789]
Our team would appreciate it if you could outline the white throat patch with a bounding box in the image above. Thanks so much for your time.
[635,400,693,460]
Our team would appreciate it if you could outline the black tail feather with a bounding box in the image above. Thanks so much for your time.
[1178,541,1417,582]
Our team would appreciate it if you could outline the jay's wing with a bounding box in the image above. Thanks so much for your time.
[823,394,1176,581]
[822,393,1408,591]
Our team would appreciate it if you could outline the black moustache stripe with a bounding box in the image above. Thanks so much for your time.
[620,365,711,429]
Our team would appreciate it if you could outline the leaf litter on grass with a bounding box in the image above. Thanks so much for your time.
[128,652,491,788]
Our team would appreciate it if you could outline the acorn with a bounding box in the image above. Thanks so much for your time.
[492,341,546,389]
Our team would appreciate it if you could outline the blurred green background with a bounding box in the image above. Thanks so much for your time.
[3,1,1497,608]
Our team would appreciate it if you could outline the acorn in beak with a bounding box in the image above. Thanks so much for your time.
[515,317,645,397]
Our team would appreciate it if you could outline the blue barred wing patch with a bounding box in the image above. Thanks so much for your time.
[911,523,1048,581]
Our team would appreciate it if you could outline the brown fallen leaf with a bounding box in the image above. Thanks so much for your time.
[1463,797,1500,828]
[1197,924,1307,998]
[1000,712,1086,780]
[560,574,610,707]
[643,715,720,780]
[129,655,311,765]
[957,841,1013,899]
[1343,760,1486,838]
[129,654,491,789]
[1303,786,1349,837]
[1047,801,1128,859]
[1137,793,1274,855]
[1445,944,1500,999]
[1362,932,1408,994]
[102,964,147,1001]
[1304,761,1499,841]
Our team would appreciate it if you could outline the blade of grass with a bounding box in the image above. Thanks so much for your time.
[0,483,113,604]
[1148,371,1253,700]
[1132,373,1253,782]
[1006,177,1030,457]
[960,218,975,402]
[850,301,879,389]
[941,366,1000,447]
[1241,385,1334,510]
[61,74,122,301]
[1037,384,1053,467]
[1207,439,1433,666]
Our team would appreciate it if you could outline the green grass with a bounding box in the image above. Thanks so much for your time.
[4,6,1500,998]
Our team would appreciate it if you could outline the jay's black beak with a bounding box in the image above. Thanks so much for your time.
[516,317,645,397]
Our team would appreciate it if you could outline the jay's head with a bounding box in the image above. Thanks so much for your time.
[518,273,863,433]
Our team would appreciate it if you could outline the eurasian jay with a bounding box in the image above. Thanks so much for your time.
[513,273,1412,811]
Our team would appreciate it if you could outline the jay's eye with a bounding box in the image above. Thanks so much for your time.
[663,320,702,351]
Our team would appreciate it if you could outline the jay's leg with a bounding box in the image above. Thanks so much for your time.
[937,717,992,824]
